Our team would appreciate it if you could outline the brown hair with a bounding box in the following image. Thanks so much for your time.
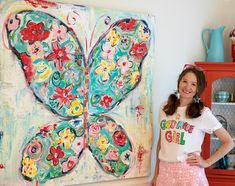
[163,66,207,118]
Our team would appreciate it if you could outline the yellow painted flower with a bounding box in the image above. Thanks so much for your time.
[107,29,120,46]
[89,136,94,144]
[67,99,83,116]
[57,128,75,149]
[130,71,140,86]
[21,156,37,178]
[95,60,116,82]
[96,134,108,153]
[35,61,52,82]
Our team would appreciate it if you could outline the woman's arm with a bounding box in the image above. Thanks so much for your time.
[152,133,161,186]
[187,127,234,168]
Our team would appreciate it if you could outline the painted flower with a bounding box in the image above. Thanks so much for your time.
[35,60,52,82]
[100,42,116,60]
[46,42,72,71]
[28,42,44,60]
[105,147,119,161]
[138,23,151,41]
[100,95,113,108]
[52,85,77,109]
[89,124,101,136]
[7,14,20,31]
[39,124,56,137]
[62,156,78,173]
[56,128,75,149]
[130,42,148,58]
[95,60,116,82]
[72,138,83,154]
[96,134,108,153]
[120,150,132,165]
[119,19,137,31]
[112,130,127,146]
[50,23,67,42]
[106,120,117,133]
[20,21,50,43]
[46,146,64,166]
[120,35,131,50]
[117,79,124,88]
[107,29,120,46]
[21,156,37,179]
[64,64,84,85]
[25,141,42,161]
[129,71,140,86]
[67,99,83,116]
[117,56,133,75]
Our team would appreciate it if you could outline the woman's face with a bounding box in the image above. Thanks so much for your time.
[178,72,197,103]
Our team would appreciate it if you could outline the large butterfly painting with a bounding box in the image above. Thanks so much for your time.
[0,0,154,185]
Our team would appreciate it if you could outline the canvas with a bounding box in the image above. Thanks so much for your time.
[0,0,155,185]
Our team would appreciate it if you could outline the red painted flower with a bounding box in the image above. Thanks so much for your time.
[119,19,137,31]
[112,130,127,146]
[130,42,148,58]
[46,42,71,71]
[100,95,113,108]
[20,21,50,43]
[52,85,77,109]
[46,146,64,166]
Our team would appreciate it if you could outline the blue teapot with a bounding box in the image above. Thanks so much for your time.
[202,26,225,62]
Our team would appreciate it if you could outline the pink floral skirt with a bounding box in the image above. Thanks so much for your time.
[156,161,209,186]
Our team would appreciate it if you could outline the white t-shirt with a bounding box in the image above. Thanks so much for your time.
[158,105,222,162]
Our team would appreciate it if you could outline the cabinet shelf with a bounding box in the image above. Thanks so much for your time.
[212,102,235,106]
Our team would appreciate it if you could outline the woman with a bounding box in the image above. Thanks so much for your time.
[152,65,234,186]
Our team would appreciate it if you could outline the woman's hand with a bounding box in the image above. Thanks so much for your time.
[186,152,210,168]
[151,177,157,186]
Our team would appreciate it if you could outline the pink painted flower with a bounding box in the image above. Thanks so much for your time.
[25,141,42,161]
[28,42,44,58]
[50,23,67,42]
[117,56,133,75]
[105,147,119,161]
[72,138,83,155]
[106,121,117,133]
[100,42,116,60]
[89,124,101,136]
[62,156,78,173]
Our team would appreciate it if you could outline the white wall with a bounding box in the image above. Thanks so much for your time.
[60,0,235,185]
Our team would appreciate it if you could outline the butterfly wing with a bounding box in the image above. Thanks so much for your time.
[88,18,151,114]
[88,115,133,177]
[6,10,86,118]
[21,120,84,183]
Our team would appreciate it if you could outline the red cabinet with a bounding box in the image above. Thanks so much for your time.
[195,62,235,185]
